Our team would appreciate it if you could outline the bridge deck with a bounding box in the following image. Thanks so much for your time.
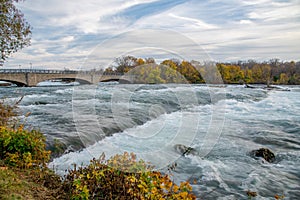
[0,69,130,86]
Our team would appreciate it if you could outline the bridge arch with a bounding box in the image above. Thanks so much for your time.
[31,74,93,86]
[99,78,132,84]
[40,78,92,85]
[0,79,27,87]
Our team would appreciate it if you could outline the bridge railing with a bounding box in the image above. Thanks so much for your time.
[0,69,127,76]
[0,69,79,74]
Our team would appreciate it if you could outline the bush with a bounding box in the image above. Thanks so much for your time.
[63,152,196,200]
[0,125,50,168]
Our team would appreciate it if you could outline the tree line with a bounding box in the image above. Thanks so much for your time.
[103,56,300,85]
[217,59,300,85]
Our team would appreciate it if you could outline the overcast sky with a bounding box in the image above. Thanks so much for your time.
[4,0,300,70]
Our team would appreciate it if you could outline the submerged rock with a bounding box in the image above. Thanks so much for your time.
[174,144,198,156]
[244,84,256,89]
[33,101,48,105]
[263,85,291,91]
[250,148,275,163]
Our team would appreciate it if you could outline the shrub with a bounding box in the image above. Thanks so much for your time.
[63,152,196,200]
[0,125,50,168]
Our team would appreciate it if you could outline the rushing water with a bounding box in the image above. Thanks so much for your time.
[1,83,299,199]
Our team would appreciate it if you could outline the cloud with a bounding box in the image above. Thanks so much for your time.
[18,0,162,34]
[168,14,218,29]
[239,20,253,24]
[61,36,75,43]
[248,4,300,21]
[4,0,300,69]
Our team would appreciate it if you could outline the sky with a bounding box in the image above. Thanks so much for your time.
[4,0,300,70]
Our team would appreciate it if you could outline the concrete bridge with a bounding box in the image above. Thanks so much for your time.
[0,69,132,86]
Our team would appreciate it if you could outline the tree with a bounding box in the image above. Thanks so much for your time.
[179,60,202,83]
[279,73,288,84]
[243,67,253,83]
[161,59,178,71]
[145,57,156,64]
[261,64,271,85]
[252,64,263,83]
[0,0,31,65]
[114,55,137,73]
[217,64,244,83]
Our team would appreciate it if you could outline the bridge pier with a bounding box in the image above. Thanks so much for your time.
[25,73,37,87]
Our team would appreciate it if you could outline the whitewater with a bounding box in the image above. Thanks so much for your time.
[1,84,299,199]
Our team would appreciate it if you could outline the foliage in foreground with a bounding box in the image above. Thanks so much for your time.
[0,98,51,168]
[0,125,50,168]
[63,152,196,200]
[0,166,67,200]
[0,166,41,199]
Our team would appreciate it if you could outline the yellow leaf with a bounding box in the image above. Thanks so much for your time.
[173,185,179,193]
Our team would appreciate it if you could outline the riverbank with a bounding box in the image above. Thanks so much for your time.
[0,166,65,199]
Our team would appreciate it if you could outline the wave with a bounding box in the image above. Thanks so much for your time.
[49,103,215,175]
[50,93,246,176]
[37,81,80,87]
[54,88,74,94]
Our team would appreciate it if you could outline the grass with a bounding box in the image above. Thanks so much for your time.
[0,166,66,200]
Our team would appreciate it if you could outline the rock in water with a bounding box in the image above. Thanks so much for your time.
[250,148,275,163]
[174,144,198,156]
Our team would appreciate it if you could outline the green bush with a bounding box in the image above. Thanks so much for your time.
[63,152,196,200]
[0,125,50,168]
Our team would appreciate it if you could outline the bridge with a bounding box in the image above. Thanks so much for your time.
[0,69,133,86]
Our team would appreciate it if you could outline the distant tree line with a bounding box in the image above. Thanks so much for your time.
[103,56,300,85]
[217,59,300,85]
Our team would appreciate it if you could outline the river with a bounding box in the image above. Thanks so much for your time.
[1,83,299,199]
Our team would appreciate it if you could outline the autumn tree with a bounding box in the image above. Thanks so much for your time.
[161,59,178,71]
[243,67,253,83]
[0,0,31,65]
[217,63,244,83]
[279,73,289,84]
[251,64,263,83]
[145,57,156,64]
[179,60,203,83]
[260,63,271,85]
[136,58,145,66]
[160,59,180,82]
[146,65,165,83]
[114,55,138,73]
